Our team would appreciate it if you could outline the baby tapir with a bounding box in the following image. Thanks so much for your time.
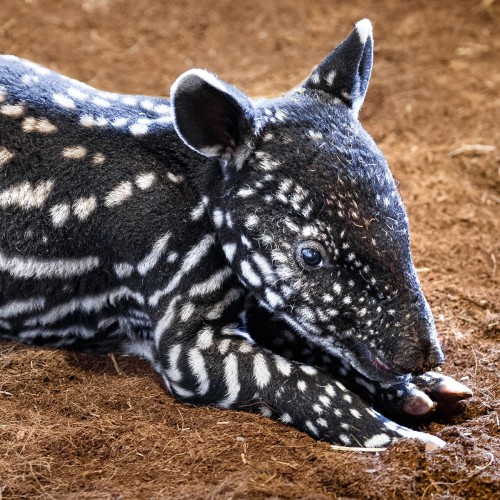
[0,19,471,450]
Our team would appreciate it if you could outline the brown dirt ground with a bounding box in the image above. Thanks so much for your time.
[0,0,499,498]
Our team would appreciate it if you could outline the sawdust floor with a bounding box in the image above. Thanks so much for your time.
[0,0,498,498]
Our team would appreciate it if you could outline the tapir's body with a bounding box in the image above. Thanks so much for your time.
[0,55,216,355]
[0,20,471,449]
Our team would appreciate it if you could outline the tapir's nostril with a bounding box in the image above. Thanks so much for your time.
[391,337,444,375]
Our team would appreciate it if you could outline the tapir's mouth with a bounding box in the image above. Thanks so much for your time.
[348,343,409,384]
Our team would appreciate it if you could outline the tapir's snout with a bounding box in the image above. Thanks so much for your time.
[390,309,445,375]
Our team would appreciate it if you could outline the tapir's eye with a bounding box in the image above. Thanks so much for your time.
[302,248,322,266]
[297,241,326,269]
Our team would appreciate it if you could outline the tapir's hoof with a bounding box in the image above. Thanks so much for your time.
[402,390,436,416]
[431,375,473,403]
[411,372,472,414]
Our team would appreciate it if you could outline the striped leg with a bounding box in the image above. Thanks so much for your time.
[154,322,445,450]
[244,303,471,422]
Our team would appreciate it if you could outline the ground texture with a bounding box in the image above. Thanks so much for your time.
[0,0,498,498]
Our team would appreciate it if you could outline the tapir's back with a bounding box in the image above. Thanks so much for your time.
[0,56,207,347]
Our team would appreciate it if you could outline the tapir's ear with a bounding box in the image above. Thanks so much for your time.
[171,69,256,158]
[304,19,373,116]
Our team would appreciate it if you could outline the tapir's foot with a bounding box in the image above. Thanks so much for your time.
[410,371,473,414]
[389,371,472,419]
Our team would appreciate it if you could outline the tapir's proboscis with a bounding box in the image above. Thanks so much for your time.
[0,20,471,450]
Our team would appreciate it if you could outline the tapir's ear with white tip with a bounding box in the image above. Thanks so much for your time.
[304,19,374,116]
[171,69,256,158]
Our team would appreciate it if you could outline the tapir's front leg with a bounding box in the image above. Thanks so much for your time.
[153,318,445,450]
[244,303,472,422]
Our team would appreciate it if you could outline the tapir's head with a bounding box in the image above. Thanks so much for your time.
[171,19,444,383]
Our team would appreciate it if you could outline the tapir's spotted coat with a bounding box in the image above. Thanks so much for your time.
[0,20,471,449]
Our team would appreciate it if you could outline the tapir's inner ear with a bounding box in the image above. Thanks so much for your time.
[304,19,374,116]
[171,69,256,158]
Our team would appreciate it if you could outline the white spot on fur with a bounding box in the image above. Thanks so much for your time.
[245,214,259,229]
[22,117,57,134]
[1,104,24,117]
[317,418,328,428]
[167,252,178,264]
[122,96,137,106]
[62,146,87,159]
[0,250,100,279]
[253,353,271,389]
[137,232,171,275]
[73,196,97,221]
[241,235,252,249]
[325,384,335,397]
[308,130,323,141]
[167,172,183,184]
[67,87,88,100]
[0,147,15,167]
[297,380,307,392]
[129,123,148,135]
[50,203,71,227]
[264,288,283,308]
[92,153,106,165]
[112,117,128,127]
[239,342,253,353]
[343,394,352,403]
[280,413,292,423]
[196,327,214,350]
[114,262,134,278]
[53,93,75,109]
[275,109,287,121]
[104,181,133,207]
[0,180,53,210]
[154,104,170,114]
[0,297,46,317]
[310,72,320,84]
[300,365,317,376]
[213,208,224,228]
[223,243,237,263]
[140,99,154,110]
[237,187,255,198]
[21,74,39,85]
[275,357,292,377]
[189,267,232,297]
[135,172,156,190]
[80,115,96,127]
[190,201,205,221]
[326,70,336,86]
[319,395,331,407]
[92,96,111,107]
[240,260,262,287]
[218,339,231,355]
[363,434,391,448]
[339,434,351,445]
[188,348,209,395]
[350,409,362,419]
[305,421,319,436]
[204,287,243,321]
[218,353,240,407]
